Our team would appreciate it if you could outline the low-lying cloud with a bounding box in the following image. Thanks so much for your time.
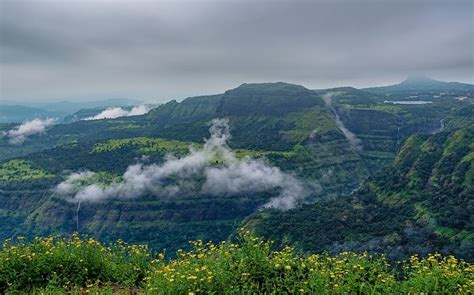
[84,105,151,120]
[1,118,54,144]
[56,118,306,210]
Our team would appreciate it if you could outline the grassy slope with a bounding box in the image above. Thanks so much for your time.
[0,160,55,182]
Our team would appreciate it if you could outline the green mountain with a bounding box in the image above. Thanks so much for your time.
[0,80,472,257]
[245,127,474,260]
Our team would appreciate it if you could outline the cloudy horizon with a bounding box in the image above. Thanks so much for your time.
[1,0,473,103]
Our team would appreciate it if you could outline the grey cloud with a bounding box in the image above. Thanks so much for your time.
[1,0,472,101]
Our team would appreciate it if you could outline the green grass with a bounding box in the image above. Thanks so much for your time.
[108,124,142,131]
[234,149,295,159]
[366,103,404,113]
[283,107,338,142]
[0,159,54,182]
[1,232,472,294]
[92,136,295,161]
[91,137,192,155]
[78,171,122,185]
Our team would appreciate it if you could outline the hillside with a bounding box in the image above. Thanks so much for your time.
[62,107,111,123]
[0,81,472,255]
[246,127,474,260]
[0,83,366,253]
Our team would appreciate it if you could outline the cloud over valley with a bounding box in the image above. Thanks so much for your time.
[56,119,307,210]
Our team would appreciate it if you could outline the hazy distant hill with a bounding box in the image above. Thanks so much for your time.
[364,76,474,94]
[40,98,141,114]
[0,105,61,123]
[0,98,142,123]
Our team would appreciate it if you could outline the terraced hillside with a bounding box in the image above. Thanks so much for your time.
[246,127,474,260]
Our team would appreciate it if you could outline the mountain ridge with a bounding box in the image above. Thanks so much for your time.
[0,79,472,257]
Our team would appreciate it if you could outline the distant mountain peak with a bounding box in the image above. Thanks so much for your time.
[401,75,438,84]
[364,76,473,93]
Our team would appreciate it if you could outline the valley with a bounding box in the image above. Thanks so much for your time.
[0,78,473,257]
[2,1,473,292]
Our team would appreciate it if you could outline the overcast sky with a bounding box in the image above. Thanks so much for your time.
[1,0,473,103]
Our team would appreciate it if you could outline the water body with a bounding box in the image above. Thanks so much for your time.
[322,93,362,151]
[384,100,433,105]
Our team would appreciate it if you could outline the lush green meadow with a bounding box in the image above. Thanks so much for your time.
[0,160,55,182]
[1,232,472,294]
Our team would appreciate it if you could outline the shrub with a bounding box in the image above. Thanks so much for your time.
[146,231,473,294]
[0,234,153,292]
[1,231,473,294]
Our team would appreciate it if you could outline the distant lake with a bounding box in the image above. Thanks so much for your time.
[384,100,433,105]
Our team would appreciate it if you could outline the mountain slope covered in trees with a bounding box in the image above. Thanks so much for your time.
[246,127,474,260]
[0,80,472,256]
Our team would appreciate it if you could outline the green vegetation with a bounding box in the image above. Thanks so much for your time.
[0,234,151,292]
[0,160,54,181]
[91,134,294,159]
[234,148,294,159]
[283,107,338,142]
[1,233,473,294]
[91,137,192,155]
[248,127,474,261]
[108,124,142,131]
[73,171,122,186]
[0,81,473,270]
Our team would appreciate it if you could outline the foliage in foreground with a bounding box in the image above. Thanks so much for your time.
[0,232,473,294]
[0,234,152,292]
